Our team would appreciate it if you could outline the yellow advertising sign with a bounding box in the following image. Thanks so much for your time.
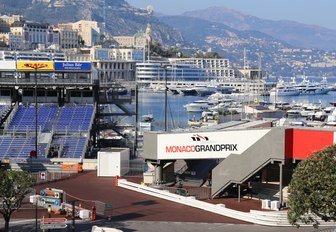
[16,61,54,71]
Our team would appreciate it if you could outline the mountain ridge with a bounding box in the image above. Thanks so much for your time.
[0,0,184,45]
[182,6,336,51]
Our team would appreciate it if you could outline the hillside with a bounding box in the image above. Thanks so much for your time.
[160,15,292,70]
[1,1,336,76]
[182,6,336,51]
[0,0,184,45]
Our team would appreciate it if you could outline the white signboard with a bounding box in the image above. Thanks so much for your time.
[40,223,67,229]
[0,61,16,70]
[157,129,271,160]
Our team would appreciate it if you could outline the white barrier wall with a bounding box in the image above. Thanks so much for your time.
[117,179,335,227]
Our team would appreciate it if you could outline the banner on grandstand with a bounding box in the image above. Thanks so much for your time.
[16,61,54,71]
[0,61,16,70]
[54,62,91,71]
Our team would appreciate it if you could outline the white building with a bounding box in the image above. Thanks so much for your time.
[9,21,60,50]
[0,50,65,61]
[65,47,138,83]
[90,47,144,61]
[59,20,101,47]
[53,25,79,49]
[0,14,23,30]
[169,58,235,79]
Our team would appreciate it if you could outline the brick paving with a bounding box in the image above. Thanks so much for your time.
[11,171,267,224]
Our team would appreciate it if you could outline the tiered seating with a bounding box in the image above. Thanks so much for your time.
[51,136,87,158]
[55,105,94,133]
[3,104,93,160]
[0,136,46,160]
[7,105,58,133]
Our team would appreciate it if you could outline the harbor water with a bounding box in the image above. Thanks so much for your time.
[137,77,336,131]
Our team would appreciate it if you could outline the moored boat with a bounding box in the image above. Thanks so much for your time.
[184,100,216,112]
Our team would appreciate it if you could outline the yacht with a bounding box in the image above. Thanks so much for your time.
[141,114,154,122]
[193,85,218,96]
[295,78,331,95]
[184,100,216,112]
[269,85,301,96]
[287,76,332,95]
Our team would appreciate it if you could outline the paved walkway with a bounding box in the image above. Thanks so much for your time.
[3,171,317,232]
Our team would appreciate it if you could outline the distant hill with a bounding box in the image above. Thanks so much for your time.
[0,0,184,45]
[1,0,336,76]
[182,6,336,51]
[159,15,291,68]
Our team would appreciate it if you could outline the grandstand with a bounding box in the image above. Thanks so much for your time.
[0,59,136,169]
[1,104,94,162]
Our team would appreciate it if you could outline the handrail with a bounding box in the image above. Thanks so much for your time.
[3,103,18,132]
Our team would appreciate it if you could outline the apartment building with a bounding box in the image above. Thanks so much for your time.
[59,20,101,47]
[9,21,60,50]
[169,58,235,79]
[53,25,79,49]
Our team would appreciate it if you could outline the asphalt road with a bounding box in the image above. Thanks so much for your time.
[0,171,325,232]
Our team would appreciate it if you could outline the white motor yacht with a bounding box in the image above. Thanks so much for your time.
[269,85,301,96]
[184,100,216,112]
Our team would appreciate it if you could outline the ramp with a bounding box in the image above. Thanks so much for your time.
[211,128,285,198]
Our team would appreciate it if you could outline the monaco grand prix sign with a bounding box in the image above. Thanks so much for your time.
[157,129,271,160]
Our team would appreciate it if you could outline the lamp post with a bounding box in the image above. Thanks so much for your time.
[35,194,38,232]
[35,69,38,157]
[47,204,51,217]
[47,204,51,232]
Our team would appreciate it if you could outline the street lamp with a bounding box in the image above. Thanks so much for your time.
[47,204,51,216]
[47,204,52,232]
[35,193,38,232]
[35,69,38,158]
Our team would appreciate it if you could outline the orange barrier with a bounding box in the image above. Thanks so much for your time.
[61,163,83,172]
[91,206,96,221]
[115,175,119,187]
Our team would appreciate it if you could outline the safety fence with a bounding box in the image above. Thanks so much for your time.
[32,171,74,184]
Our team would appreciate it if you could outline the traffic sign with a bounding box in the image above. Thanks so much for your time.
[41,217,67,223]
[40,223,67,229]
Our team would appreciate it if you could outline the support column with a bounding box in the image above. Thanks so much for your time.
[154,165,163,185]
[279,162,283,207]
[238,184,241,202]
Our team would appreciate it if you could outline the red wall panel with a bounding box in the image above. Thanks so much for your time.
[285,129,334,160]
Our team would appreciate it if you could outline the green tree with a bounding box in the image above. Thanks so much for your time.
[0,170,35,232]
[287,145,336,228]
[195,52,222,59]
[150,42,186,58]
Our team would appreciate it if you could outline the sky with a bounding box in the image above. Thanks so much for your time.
[126,0,336,30]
